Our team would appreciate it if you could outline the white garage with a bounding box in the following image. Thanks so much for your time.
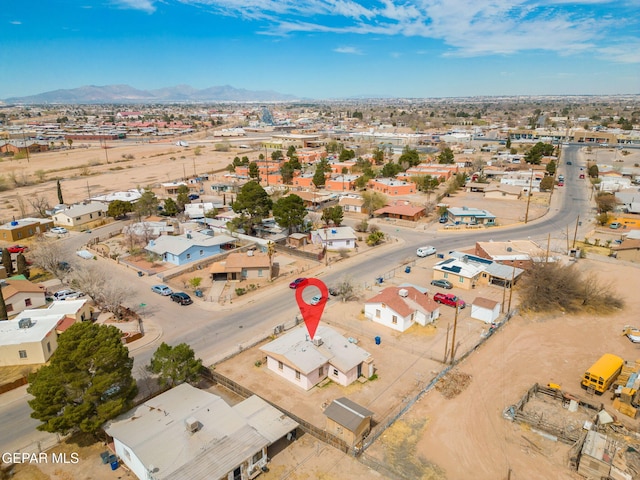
[471,297,501,324]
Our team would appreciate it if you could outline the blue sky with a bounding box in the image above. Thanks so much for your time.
[1,0,638,99]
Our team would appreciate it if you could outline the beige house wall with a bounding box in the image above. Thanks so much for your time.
[0,334,57,366]
[6,292,47,318]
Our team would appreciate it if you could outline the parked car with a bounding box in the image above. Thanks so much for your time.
[609,222,622,229]
[170,292,193,305]
[328,287,339,296]
[289,278,306,289]
[151,285,173,296]
[430,279,453,289]
[53,289,84,301]
[433,293,465,308]
[188,194,200,201]
[50,227,68,234]
[566,161,572,165]
[416,246,437,257]
[7,245,27,253]
[439,216,448,224]
[310,294,325,305]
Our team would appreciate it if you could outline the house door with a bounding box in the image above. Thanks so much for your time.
[357,363,362,378]
[233,466,241,480]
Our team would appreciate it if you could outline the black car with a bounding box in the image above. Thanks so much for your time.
[170,292,193,305]
[431,279,453,289]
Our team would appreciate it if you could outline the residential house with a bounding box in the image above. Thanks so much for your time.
[338,196,365,214]
[184,202,223,219]
[145,231,235,266]
[0,315,59,366]
[291,173,316,189]
[400,163,458,182]
[209,251,271,281]
[373,202,426,221]
[291,191,335,211]
[499,171,543,193]
[599,173,631,192]
[160,182,197,195]
[0,218,53,242]
[471,297,501,324]
[260,325,374,391]
[17,299,94,324]
[89,189,143,205]
[446,207,496,226]
[364,286,439,332]
[323,398,374,448]
[367,178,416,196]
[612,237,640,263]
[311,226,357,251]
[105,383,298,480]
[325,175,360,192]
[123,221,175,239]
[474,240,548,270]
[52,203,107,228]
[445,251,524,288]
[432,257,488,290]
[483,184,522,200]
[0,279,47,317]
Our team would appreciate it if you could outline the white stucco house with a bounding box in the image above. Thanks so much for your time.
[310,226,357,251]
[105,383,298,480]
[260,325,374,391]
[470,297,501,324]
[364,286,440,332]
[52,203,108,227]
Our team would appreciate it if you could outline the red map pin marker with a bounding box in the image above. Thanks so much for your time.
[295,278,329,340]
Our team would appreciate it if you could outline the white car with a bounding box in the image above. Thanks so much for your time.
[50,227,68,234]
[53,289,84,301]
[416,246,437,257]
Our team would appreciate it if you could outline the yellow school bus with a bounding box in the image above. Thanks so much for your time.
[581,353,624,394]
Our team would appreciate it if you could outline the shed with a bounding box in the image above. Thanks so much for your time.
[578,430,614,479]
[471,297,501,324]
[323,397,373,447]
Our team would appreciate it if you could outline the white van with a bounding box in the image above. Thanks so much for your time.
[416,246,437,257]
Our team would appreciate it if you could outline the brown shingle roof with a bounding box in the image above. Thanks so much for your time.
[365,286,438,317]
[1,279,45,299]
[224,252,270,270]
[472,297,499,309]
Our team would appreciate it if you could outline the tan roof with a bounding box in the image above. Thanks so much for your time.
[484,184,522,195]
[339,197,364,206]
[365,286,438,317]
[208,262,227,274]
[612,239,640,251]
[224,252,270,270]
[472,297,499,309]
[1,279,45,299]
[374,204,425,216]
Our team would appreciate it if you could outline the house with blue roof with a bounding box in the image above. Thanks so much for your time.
[447,206,496,226]
[145,231,235,266]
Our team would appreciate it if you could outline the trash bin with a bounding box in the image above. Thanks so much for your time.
[100,452,110,464]
[376,277,384,285]
[375,336,381,345]
[405,266,411,274]
[108,454,117,464]
[137,271,144,277]
[110,460,119,470]
[436,253,444,259]
[195,289,203,298]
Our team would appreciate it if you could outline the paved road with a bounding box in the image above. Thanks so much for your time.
[0,146,592,453]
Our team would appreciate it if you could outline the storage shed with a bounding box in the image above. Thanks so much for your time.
[470,297,501,324]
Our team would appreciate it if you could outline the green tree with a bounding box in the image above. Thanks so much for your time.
[372,147,385,165]
[2,248,14,276]
[540,176,554,191]
[437,147,455,164]
[107,200,133,219]
[362,191,387,216]
[381,162,403,177]
[279,162,295,185]
[273,194,306,234]
[313,159,330,188]
[231,181,273,235]
[27,322,137,435]
[56,179,64,205]
[366,230,385,246]
[525,142,555,165]
[16,253,29,279]
[248,161,260,181]
[329,205,343,226]
[321,207,333,226]
[176,184,190,212]
[163,197,179,216]
[588,164,599,178]
[135,188,159,218]
[0,284,7,320]
[545,160,556,176]
[339,149,355,162]
[271,150,283,162]
[505,138,511,149]
[398,146,420,167]
[148,342,203,388]
[286,145,297,157]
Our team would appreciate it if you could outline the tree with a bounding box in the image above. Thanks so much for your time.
[595,193,617,213]
[366,230,385,246]
[163,197,179,216]
[27,322,137,435]
[312,159,330,188]
[28,195,51,218]
[321,207,333,226]
[148,342,203,388]
[248,161,260,181]
[525,142,555,165]
[188,277,202,290]
[273,194,306,234]
[339,149,355,162]
[398,146,420,167]
[335,275,359,301]
[56,179,64,205]
[69,265,133,319]
[381,161,403,177]
[134,188,159,218]
[176,185,190,212]
[28,237,69,279]
[2,248,14,276]
[67,138,73,149]
[437,147,455,164]
[107,200,133,219]
[16,253,29,279]
[329,205,343,226]
[286,145,297,157]
[540,176,555,191]
[362,191,387,216]
[280,162,295,184]
[372,147,385,165]
[0,284,7,320]
[505,138,511,149]
[271,150,283,162]
[231,181,272,235]
[588,164,599,178]
[545,160,556,176]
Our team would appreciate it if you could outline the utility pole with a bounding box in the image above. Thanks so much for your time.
[545,233,550,263]
[21,130,30,163]
[443,323,450,364]
[524,169,534,223]
[507,267,516,312]
[450,305,460,364]
[572,215,580,249]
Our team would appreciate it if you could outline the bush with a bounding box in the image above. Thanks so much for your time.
[235,288,246,296]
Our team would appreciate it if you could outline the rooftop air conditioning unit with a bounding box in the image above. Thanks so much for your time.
[312,337,323,347]
[398,289,409,298]
[19,318,33,329]
[185,417,200,433]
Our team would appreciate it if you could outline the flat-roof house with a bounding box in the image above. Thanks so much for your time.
[145,231,235,266]
[310,226,357,251]
[0,218,54,242]
[0,315,59,366]
[260,325,374,391]
[323,397,374,448]
[52,203,107,227]
[1,279,47,318]
[209,251,272,281]
[432,257,488,290]
[475,240,548,270]
[367,178,416,196]
[105,383,298,480]
[483,184,522,200]
[364,286,440,332]
[338,196,365,214]
[447,206,496,226]
[373,202,426,221]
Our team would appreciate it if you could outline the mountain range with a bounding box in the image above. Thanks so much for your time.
[3,84,300,104]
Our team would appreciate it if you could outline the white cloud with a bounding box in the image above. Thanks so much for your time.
[334,46,364,54]
[114,0,156,13]
[10,20,22,25]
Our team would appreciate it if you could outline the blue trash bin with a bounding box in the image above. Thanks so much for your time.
[375,336,381,345]
[110,460,119,470]
[405,266,411,273]
[376,277,384,284]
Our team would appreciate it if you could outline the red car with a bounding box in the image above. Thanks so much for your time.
[434,293,466,309]
[289,278,307,289]
[7,245,27,253]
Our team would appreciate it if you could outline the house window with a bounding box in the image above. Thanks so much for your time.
[47,342,51,353]
[278,361,283,370]
[75,217,81,221]
[328,241,333,246]
[186,253,191,260]
[252,451,264,464]
[89,214,93,219]
[258,269,263,277]
[124,449,131,460]
[295,370,301,380]
[443,272,448,279]
[459,276,464,283]
[375,309,381,318]
[346,240,351,246]
[392,315,398,324]
[332,368,339,376]
[6,304,13,312]
[381,303,386,309]
[19,350,27,359]
[318,367,323,376]
[25,298,32,307]
[199,249,204,256]
[17,232,22,239]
